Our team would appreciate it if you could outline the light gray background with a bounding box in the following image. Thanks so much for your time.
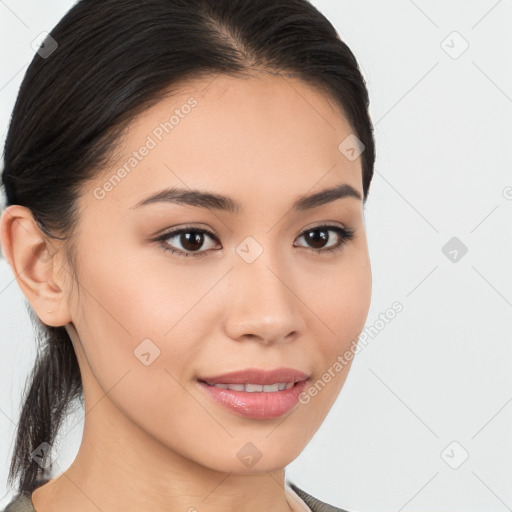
[1,1,511,511]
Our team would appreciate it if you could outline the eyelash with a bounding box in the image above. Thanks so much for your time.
[153,224,355,259]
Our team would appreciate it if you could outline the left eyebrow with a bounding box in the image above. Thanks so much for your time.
[129,183,362,213]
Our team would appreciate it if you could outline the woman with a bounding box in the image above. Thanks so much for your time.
[0,0,375,510]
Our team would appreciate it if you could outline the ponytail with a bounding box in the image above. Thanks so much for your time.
[7,313,82,494]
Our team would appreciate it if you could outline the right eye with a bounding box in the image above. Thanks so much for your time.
[153,226,221,258]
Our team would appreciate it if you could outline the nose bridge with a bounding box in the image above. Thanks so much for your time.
[224,235,302,342]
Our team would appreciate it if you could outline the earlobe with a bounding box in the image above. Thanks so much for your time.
[0,204,71,327]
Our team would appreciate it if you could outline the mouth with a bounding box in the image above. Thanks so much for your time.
[196,367,310,420]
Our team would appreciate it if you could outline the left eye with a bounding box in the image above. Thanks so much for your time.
[154,224,355,258]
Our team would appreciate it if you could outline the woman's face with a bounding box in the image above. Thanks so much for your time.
[59,72,372,473]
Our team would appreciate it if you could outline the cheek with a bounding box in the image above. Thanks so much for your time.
[70,265,198,440]
[69,245,219,400]
[74,242,214,342]
[305,252,372,338]
[300,252,371,403]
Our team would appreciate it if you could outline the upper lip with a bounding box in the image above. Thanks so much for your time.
[198,367,310,385]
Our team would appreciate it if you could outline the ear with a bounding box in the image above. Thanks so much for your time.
[0,205,73,327]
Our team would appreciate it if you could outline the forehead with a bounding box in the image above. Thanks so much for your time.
[85,73,363,212]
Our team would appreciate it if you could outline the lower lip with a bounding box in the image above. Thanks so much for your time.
[198,379,309,420]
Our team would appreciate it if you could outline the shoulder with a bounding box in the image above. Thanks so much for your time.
[1,492,35,512]
[288,482,353,512]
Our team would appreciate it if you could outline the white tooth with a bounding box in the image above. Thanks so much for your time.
[245,383,263,392]
[226,383,245,391]
[211,382,294,392]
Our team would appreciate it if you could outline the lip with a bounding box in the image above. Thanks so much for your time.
[197,367,310,420]
[198,367,310,385]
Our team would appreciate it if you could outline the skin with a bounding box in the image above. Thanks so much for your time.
[1,72,372,512]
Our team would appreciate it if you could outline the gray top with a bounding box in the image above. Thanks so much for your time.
[2,482,349,512]
[289,483,350,512]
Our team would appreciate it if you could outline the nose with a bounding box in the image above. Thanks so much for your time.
[222,248,306,346]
